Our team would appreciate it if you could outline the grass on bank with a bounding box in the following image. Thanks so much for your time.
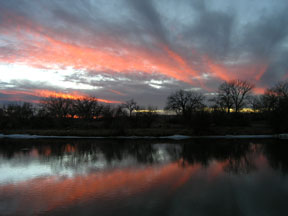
[0,122,273,137]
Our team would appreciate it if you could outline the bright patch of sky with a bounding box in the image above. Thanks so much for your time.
[0,64,98,90]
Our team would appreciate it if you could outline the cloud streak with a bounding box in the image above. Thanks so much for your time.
[0,0,288,107]
[0,89,122,104]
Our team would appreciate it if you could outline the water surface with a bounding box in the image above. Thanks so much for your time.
[0,139,288,215]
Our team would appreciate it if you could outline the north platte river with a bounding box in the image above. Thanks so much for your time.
[0,138,288,216]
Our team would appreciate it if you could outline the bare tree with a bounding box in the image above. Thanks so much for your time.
[216,80,254,113]
[269,81,288,98]
[217,82,234,113]
[260,81,288,112]
[5,103,34,121]
[262,81,288,132]
[122,99,139,117]
[186,91,206,112]
[0,106,4,118]
[40,97,73,118]
[231,80,255,113]
[165,89,205,115]
[259,90,278,112]
[165,90,189,114]
[73,96,102,119]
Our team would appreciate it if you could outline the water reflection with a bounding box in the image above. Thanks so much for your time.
[0,139,287,215]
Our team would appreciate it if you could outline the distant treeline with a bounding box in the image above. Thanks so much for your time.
[1,79,288,133]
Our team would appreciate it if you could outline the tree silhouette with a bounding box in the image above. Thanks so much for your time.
[41,97,73,118]
[216,81,234,113]
[73,96,102,119]
[263,81,288,132]
[165,89,205,115]
[216,80,254,113]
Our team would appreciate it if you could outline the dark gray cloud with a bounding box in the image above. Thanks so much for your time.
[183,3,235,59]
[127,0,168,44]
[241,8,288,57]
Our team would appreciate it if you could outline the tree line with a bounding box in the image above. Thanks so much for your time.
[0,97,158,131]
[0,79,288,133]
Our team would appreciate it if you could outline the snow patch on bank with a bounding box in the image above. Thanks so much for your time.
[0,133,287,139]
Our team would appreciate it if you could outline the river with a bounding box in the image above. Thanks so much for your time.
[0,138,287,215]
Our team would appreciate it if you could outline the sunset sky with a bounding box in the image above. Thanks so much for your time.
[0,0,288,107]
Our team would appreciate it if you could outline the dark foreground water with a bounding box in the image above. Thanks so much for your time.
[0,139,288,216]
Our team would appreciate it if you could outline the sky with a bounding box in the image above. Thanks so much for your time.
[0,0,288,107]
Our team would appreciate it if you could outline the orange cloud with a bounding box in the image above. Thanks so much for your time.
[109,89,126,96]
[0,89,122,104]
[160,44,201,84]
[205,56,268,83]
[30,36,203,84]
[205,57,231,82]
[34,90,86,100]
[253,87,266,94]
[0,11,205,86]
[255,64,268,81]
[0,10,270,92]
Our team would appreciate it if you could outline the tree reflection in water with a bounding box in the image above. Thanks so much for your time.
[0,138,286,175]
[264,141,288,174]
[1,138,288,215]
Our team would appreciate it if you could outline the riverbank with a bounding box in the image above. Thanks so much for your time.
[0,123,275,138]
[0,128,193,137]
